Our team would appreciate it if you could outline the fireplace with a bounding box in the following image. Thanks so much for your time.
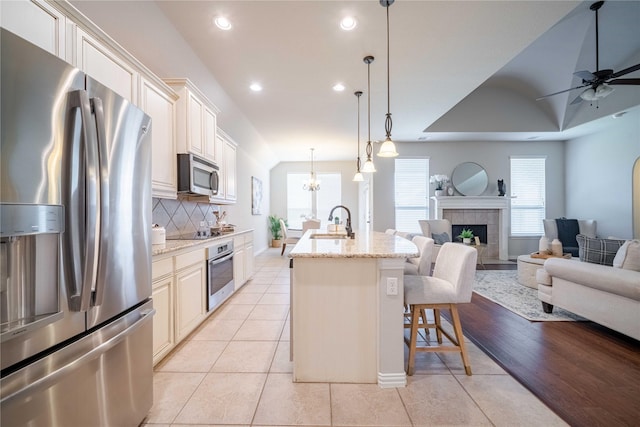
[452,224,487,244]
[430,196,510,260]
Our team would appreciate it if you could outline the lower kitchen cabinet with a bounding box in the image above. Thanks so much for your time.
[152,257,175,365]
[174,249,206,342]
[233,231,254,289]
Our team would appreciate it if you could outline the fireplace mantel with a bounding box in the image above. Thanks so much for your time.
[430,196,510,260]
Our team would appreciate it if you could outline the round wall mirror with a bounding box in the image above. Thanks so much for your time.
[452,162,488,196]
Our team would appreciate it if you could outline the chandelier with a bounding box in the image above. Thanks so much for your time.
[303,148,320,191]
[377,0,399,157]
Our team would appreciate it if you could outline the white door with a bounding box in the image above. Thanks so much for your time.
[358,178,372,233]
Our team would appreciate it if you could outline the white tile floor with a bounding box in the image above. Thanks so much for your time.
[143,248,567,426]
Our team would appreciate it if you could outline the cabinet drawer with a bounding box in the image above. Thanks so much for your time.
[152,257,173,281]
[176,248,204,270]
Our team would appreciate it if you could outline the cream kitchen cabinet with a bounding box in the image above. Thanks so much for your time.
[74,27,138,104]
[211,129,238,204]
[140,77,179,199]
[152,258,175,365]
[0,0,66,60]
[174,249,206,342]
[164,78,220,163]
[233,231,254,289]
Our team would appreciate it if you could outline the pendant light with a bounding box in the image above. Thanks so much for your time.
[377,0,398,157]
[353,90,364,182]
[302,148,320,191]
[361,55,376,173]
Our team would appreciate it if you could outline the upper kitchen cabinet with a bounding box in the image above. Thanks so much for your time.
[74,28,138,104]
[140,77,179,199]
[211,129,237,204]
[163,79,220,164]
[0,0,66,59]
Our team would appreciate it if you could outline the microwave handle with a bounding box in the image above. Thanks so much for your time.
[210,170,220,196]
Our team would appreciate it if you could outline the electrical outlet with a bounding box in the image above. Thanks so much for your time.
[386,277,398,296]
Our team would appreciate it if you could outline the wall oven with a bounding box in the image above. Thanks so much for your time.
[207,241,234,312]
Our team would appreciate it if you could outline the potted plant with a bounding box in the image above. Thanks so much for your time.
[457,228,474,244]
[430,174,450,197]
[268,215,283,247]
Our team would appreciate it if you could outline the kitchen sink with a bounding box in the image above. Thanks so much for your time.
[309,233,350,239]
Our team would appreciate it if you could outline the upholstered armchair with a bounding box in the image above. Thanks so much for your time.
[418,219,452,263]
[543,219,597,257]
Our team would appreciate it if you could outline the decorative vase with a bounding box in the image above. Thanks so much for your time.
[435,189,444,197]
[463,237,471,245]
[538,236,549,253]
[551,239,563,257]
[271,239,282,248]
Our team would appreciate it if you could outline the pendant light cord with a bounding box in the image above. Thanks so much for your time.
[366,59,373,159]
[385,2,393,139]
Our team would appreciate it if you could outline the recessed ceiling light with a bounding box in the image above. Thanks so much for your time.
[612,111,627,118]
[526,136,539,140]
[214,16,232,30]
[333,83,345,92]
[249,83,262,92]
[340,16,357,31]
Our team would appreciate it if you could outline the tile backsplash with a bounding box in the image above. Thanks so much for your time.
[152,197,221,238]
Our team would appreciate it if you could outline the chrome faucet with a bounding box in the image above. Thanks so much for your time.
[328,205,354,239]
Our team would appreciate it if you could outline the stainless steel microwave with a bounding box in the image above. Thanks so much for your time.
[177,153,220,196]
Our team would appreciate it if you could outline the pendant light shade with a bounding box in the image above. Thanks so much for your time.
[377,0,398,158]
[362,55,376,173]
[353,91,364,182]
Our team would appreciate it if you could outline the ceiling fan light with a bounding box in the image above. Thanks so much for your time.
[596,83,614,98]
[579,88,597,101]
[352,172,364,182]
[377,137,398,157]
[362,158,376,173]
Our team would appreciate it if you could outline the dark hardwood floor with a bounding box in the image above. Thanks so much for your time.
[457,263,640,427]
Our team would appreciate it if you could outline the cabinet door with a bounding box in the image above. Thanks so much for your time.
[203,107,217,163]
[175,263,205,341]
[186,92,204,156]
[224,140,237,201]
[245,244,254,280]
[1,0,66,59]
[234,247,246,289]
[141,77,177,199]
[76,28,138,104]
[152,277,174,365]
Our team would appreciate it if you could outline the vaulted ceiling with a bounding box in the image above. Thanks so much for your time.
[74,1,640,162]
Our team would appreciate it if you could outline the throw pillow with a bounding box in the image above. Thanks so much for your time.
[613,240,640,272]
[432,232,450,245]
[556,218,580,249]
[577,234,626,266]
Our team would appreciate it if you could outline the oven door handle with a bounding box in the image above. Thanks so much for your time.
[210,251,233,265]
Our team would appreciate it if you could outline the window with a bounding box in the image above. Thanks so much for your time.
[286,172,341,229]
[510,156,545,236]
[394,158,429,233]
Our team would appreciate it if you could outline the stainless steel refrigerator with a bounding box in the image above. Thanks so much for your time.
[0,28,155,426]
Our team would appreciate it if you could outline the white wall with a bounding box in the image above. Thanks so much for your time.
[565,107,640,239]
[370,140,566,258]
[71,0,277,252]
[270,161,360,228]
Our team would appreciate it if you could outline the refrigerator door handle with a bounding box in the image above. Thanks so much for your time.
[0,307,155,406]
[91,97,109,307]
[65,90,100,312]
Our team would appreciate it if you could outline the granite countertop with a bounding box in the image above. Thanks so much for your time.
[152,229,251,256]
[289,230,419,259]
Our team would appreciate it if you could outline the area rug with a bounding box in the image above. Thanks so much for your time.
[473,270,586,321]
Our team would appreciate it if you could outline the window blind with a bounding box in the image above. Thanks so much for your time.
[394,158,429,233]
[510,157,545,236]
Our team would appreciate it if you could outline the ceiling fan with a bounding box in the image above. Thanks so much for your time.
[537,1,640,105]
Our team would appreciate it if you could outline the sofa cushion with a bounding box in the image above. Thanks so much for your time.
[432,232,450,245]
[613,240,640,272]
[577,234,626,266]
[556,218,580,251]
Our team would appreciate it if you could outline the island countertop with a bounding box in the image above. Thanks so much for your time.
[289,229,418,259]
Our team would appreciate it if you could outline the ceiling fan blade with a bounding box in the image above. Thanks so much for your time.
[569,93,584,105]
[609,63,640,79]
[574,70,596,81]
[608,78,640,85]
[536,83,589,101]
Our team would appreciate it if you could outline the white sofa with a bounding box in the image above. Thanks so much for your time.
[537,255,640,341]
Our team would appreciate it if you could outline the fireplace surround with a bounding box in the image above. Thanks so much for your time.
[430,196,510,260]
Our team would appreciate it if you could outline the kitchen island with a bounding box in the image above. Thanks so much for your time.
[289,230,418,387]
